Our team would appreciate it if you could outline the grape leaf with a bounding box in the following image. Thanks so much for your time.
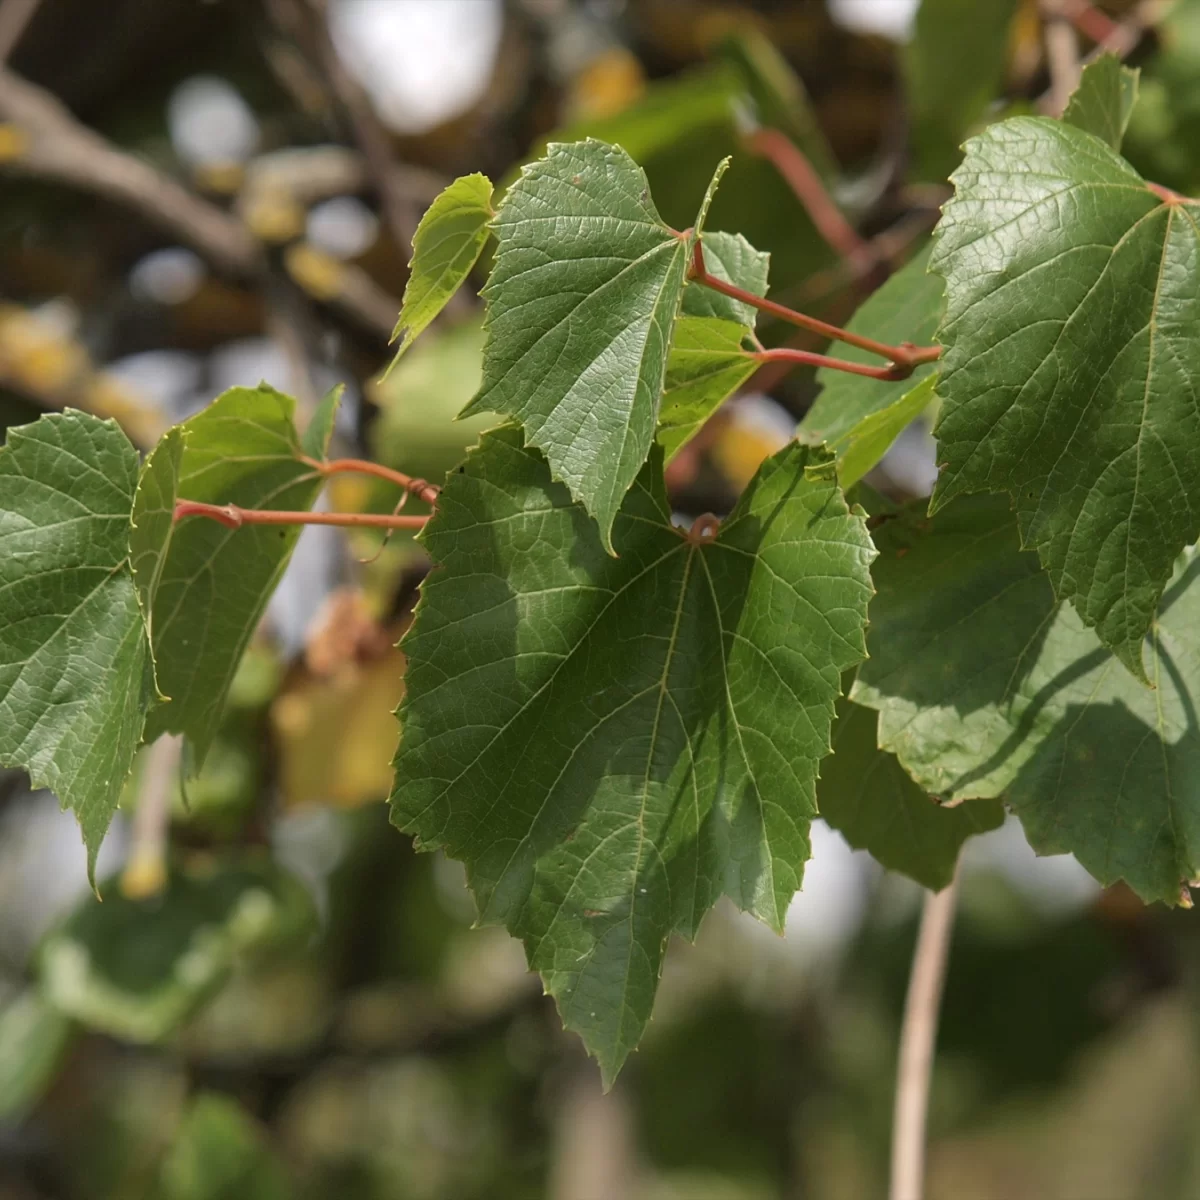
[391,426,874,1081]
[130,425,183,657]
[657,317,757,461]
[904,0,1021,181]
[38,856,315,1042]
[0,412,153,874]
[852,493,1200,905]
[928,117,1200,682]
[818,698,1003,891]
[462,141,726,551]
[1063,54,1139,151]
[833,375,939,491]
[299,383,345,459]
[682,230,770,325]
[137,385,335,762]
[387,173,493,370]
[799,245,942,484]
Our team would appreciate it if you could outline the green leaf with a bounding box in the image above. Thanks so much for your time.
[159,1093,290,1200]
[818,698,1003,891]
[0,412,153,874]
[682,230,770,325]
[391,427,874,1082]
[1063,54,1140,151]
[0,991,74,1120]
[929,117,1200,680]
[299,383,344,460]
[463,140,723,551]
[371,318,496,480]
[834,375,939,491]
[904,0,1021,181]
[38,856,315,1042]
[138,385,330,762]
[852,494,1200,905]
[387,173,493,371]
[657,317,758,461]
[130,425,183,662]
[801,246,942,437]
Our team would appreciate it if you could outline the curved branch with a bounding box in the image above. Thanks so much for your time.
[0,65,262,275]
[889,868,960,1200]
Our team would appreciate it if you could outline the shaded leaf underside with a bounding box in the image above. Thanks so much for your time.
[853,494,1200,904]
[818,698,1003,891]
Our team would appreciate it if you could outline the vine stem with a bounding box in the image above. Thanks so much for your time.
[889,866,961,1200]
[300,454,440,505]
[174,499,429,531]
[751,347,917,382]
[120,733,182,901]
[743,127,873,273]
[689,240,941,371]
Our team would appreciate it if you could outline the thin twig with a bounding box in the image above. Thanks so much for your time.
[0,0,40,64]
[1090,0,1163,58]
[1061,0,1122,44]
[691,240,941,371]
[0,65,399,338]
[276,0,418,252]
[120,734,183,901]
[1041,0,1083,116]
[0,65,263,275]
[751,347,918,381]
[174,499,428,531]
[745,127,873,274]
[307,456,440,504]
[889,867,961,1200]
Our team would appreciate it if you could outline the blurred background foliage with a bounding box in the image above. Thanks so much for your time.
[3,0,1200,1197]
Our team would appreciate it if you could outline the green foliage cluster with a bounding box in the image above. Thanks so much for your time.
[3,50,1199,1086]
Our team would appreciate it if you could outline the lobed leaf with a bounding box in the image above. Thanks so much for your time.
[818,698,1003,891]
[138,385,336,763]
[463,140,725,551]
[391,426,874,1081]
[852,494,1200,905]
[929,117,1200,681]
[833,375,939,491]
[0,411,153,874]
[387,173,493,370]
[1063,54,1140,151]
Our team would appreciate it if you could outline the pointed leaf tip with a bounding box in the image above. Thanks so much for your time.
[465,141,732,550]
